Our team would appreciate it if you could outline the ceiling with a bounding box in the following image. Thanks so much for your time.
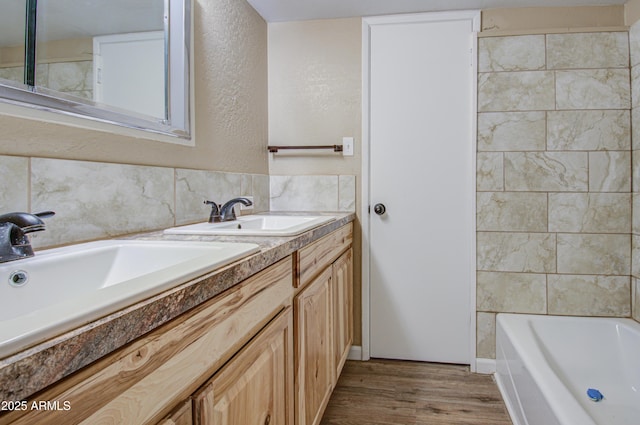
[245,0,627,22]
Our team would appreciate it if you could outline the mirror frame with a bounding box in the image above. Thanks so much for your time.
[0,0,191,140]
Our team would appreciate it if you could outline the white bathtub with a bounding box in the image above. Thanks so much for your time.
[495,314,640,425]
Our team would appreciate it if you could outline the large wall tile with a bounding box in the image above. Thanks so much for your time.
[634,278,640,321]
[632,65,640,109]
[478,35,545,72]
[478,71,555,112]
[477,271,547,313]
[630,22,640,67]
[476,312,496,359]
[270,175,339,211]
[478,112,546,151]
[239,173,270,214]
[634,150,640,188]
[557,233,630,275]
[477,152,504,191]
[634,194,640,235]
[251,174,271,213]
[0,155,29,212]
[547,32,629,69]
[47,61,93,94]
[633,234,640,278]
[504,152,588,192]
[30,159,175,248]
[477,232,556,273]
[339,175,356,212]
[547,110,630,151]
[477,192,547,231]
[634,109,640,151]
[589,151,631,192]
[555,69,630,109]
[548,193,630,233]
[548,275,630,316]
[175,169,243,225]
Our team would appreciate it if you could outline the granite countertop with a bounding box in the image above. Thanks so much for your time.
[0,212,355,402]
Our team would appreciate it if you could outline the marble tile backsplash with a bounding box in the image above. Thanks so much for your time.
[0,155,271,249]
[477,31,633,359]
[31,159,175,247]
[270,175,356,213]
[0,155,355,249]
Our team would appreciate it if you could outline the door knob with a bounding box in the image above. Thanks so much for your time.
[374,203,386,215]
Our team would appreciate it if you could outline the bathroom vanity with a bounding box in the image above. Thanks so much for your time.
[0,214,354,425]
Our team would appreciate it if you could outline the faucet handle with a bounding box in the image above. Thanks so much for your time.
[204,200,221,223]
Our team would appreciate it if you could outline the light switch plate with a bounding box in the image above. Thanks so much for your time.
[343,137,354,156]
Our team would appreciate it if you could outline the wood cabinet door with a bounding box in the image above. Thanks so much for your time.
[294,267,333,425]
[157,400,193,425]
[332,248,353,381]
[194,308,294,425]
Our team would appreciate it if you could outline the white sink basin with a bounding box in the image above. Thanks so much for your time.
[164,214,336,236]
[0,240,259,358]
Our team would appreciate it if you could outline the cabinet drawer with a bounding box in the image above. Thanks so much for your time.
[1,256,293,425]
[296,223,352,289]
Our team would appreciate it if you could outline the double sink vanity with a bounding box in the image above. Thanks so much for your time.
[0,212,354,425]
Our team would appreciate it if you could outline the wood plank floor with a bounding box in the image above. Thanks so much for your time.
[320,359,513,425]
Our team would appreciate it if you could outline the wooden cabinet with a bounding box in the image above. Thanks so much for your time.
[0,222,353,425]
[158,400,193,425]
[0,257,293,425]
[294,267,334,425]
[332,248,353,381]
[194,307,294,425]
[294,224,353,425]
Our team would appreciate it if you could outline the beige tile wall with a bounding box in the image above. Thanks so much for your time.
[477,32,633,358]
[631,21,640,322]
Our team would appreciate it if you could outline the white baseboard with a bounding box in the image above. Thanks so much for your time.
[475,358,496,374]
[347,345,362,361]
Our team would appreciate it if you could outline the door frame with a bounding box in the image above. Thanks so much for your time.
[361,11,480,371]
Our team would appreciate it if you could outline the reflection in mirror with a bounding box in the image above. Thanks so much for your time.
[36,0,165,117]
[0,0,191,140]
[0,0,26,86]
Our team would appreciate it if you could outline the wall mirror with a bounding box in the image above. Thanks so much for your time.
[0,0,191,140]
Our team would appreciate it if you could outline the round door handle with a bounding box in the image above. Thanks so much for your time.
[374,203,386,215]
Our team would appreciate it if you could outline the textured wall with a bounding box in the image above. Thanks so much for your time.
[267,18,361,177]
[0,0,268,175]
[267,18,363,345]
[476,32,633,359]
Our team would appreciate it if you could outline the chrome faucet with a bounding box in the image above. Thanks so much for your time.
[219,197,253,222]
[0,211,55,263]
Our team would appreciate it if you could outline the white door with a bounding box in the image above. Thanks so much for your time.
[93,31,165,119]
[366,12,477,364]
